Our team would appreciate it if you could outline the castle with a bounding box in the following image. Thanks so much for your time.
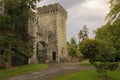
[0,1,68,63]
[28,3,68,63]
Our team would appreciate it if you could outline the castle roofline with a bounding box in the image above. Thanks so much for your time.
[37,3,67,18]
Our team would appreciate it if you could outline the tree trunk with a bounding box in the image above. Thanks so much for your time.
[104,72,108,80]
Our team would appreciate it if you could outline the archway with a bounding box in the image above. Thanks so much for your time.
[36,41,47,63]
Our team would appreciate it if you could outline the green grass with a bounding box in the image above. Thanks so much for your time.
[54,70,120,80]
[0,64,48,79]
[108,71,120,80]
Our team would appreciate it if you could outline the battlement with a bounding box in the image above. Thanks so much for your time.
[37,3,67,18]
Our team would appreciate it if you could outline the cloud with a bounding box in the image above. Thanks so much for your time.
[37,0,86,9]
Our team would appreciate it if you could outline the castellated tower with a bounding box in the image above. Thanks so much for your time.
[0,0,4,15]
[28,3,68,63]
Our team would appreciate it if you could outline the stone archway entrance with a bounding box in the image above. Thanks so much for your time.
[36,41,47,63]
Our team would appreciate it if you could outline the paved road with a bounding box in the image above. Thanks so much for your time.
[2,63,93,80]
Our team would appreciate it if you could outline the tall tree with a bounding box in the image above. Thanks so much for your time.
[106,0,120,22]
[95,19,120,61]
[78,25,88,42]
[94,0,120,78]
[95,0,120,62]
[0,15,15,68]
[0,0,42,68]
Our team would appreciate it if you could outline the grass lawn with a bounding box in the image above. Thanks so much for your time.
[54,70,120,80]
[0,64,48,79]
[108,71,120,80]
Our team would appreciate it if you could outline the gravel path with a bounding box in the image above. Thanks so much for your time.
[1,63,93,80]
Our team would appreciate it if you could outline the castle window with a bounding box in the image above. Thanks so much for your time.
[36,21,38,25]
[32,18,34,21]
[37,32,39,36]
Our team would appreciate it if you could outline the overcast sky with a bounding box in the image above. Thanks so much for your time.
[37,0,110,41]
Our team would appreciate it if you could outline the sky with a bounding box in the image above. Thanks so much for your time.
[37,0,110,41]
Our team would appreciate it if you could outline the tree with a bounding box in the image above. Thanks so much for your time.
[95,0,120,61]
[0,0,42,68]
[78,25,88,42]
[0,15,16,68]
[95,19,120,61]
[93,40,119,80]
[80,38,100,63]
[67,37,82,57]
[70,37,77,45]
[106,0,120,22]
[94,0,120,79]
[67,37,77,57]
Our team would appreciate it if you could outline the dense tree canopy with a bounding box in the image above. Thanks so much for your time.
[0,0,41,68]
[95,0,120,62]
[79,38,100,63]
[95,19,120,60]
[67,37,82,57]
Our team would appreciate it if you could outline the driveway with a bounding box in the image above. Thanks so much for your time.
[2,63,93,80]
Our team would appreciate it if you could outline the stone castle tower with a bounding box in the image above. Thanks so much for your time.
[0,0,4,15]
[28,3,68,63]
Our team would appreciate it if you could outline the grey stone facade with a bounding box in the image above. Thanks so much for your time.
[0,0,4,15]
[28,3,68,63]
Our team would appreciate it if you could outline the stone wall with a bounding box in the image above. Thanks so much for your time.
[28,12,39,64]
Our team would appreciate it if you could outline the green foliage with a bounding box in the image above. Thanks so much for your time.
[70,37,77,45]
[95,19,120,61]
[94,62,119,73]
[96,0,120,60]
[94,1,120,78]
[67,37,82,57]
[80,38,100,63]
[0,0,42,68]
[106,0,120,22]
[92,41,119,79]
[78,25,88,42]
[0,15,12,32]
[94,62,119,80]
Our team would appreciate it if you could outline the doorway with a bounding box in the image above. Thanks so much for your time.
[52,52,56,61]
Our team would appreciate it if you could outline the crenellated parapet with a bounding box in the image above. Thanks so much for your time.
[37,3,67,18]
